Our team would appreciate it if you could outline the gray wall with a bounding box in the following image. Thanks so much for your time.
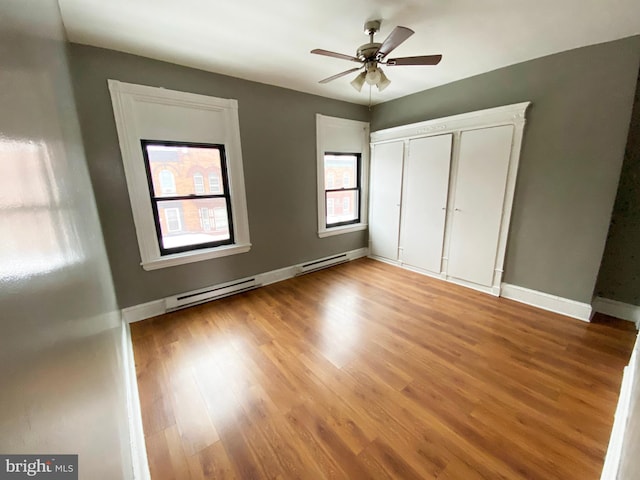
[69,45,370,308]
[372,36,640,304]
[596,65,640,306]
[0,2,132,478]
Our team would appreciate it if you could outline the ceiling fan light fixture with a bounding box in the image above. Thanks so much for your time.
[377,68,391,92]
[365,66,381,85]
[350,71,366,92]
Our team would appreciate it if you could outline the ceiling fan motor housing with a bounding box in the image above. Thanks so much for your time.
[357,43,382,62]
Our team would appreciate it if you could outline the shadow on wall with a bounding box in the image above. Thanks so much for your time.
[596,65,640,306]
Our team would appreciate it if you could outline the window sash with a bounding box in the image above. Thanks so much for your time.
[324,152,361,228]
[141,139,235,255]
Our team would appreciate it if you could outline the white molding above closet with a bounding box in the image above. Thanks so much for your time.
[370,102,530,144]
[369,102,530,297]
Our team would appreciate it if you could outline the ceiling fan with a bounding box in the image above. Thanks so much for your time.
[311,20,442,92]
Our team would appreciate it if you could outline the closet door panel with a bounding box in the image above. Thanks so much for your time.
[447,125,514,286]
[401,134,452,273]
[369,141,404,261]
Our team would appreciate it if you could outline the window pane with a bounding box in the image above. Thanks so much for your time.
[326,190,358,225]
[157,198,231,249]
[324,154,357,189]
[145,144,224,197]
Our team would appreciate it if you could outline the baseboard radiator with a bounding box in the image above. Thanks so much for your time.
[165,278,260,311]
[297,254,348,275]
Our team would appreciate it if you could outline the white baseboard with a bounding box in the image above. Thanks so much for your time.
[500,283,592,322]
[122,299,165,324]
[121,320,151,480]
[122,247,369,323]
[592,297,640,328]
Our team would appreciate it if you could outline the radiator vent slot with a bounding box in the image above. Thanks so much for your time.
[165,278,260,311]
[297,254,348,275]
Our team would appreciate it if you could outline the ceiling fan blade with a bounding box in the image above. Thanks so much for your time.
[311,49,361,63]
[319,67,362,84]
[376,26,414,59]
[386,54,443,66]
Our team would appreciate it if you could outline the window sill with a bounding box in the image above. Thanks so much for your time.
[318,223,367,238]
[141,243,251,271]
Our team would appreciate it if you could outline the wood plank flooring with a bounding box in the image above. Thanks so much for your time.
[131,258,637,479]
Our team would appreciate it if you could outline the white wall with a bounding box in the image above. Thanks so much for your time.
[0,1,133,477]
[618,334,640,479]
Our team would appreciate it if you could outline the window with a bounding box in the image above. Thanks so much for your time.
[142,140,234,255]
[327,171,335,189]
[193,173,205,194]
[324,153,360,227]
[159,169,176,194]
[109,80,251,270]
[208,172,221,193]
[316,114,369,238]
[343,172,350,188]
[327,198,335,216]
[214,207,228,230]
[163,207,182,232]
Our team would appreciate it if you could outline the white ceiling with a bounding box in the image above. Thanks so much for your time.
[58,0,640,106]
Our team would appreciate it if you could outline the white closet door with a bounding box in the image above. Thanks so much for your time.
[447,125,514,286]
[369,141,404,261]
[400,134,452,273]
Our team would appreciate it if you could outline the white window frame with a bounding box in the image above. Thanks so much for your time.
[316,114,369,238]
[108,80,251,270]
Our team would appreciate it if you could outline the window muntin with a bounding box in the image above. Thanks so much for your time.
[142,140,234,255]
[324,153,361,228]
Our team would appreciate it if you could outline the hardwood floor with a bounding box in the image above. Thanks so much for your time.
[131,258,637,479]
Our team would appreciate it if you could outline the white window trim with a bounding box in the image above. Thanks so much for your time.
[108,80,251,270]
[316,114,370,238]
